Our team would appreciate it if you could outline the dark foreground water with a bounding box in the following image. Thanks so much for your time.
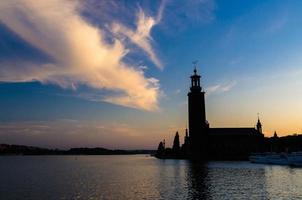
[1,155,302,200]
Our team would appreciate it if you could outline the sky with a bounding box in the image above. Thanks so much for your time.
[1,0,302,149]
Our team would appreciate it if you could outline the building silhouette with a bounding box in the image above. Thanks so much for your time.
[156,68,265,160]
[189,68,264,160]
[188,68,209,159]
[172,131,180,153]
[156,67,302,160]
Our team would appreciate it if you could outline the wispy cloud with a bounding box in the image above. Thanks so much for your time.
[112,3,165,69]
[174,89,181,95]
[229,57,242,66]
[206,81,237,95]
[160,0,215,33]
[0,0,164,111]
[265,13,288,34]
[0,120,168,149]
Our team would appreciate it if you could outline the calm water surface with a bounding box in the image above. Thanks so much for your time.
[1,155,302,200]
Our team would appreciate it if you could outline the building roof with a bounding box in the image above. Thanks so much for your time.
[208,128,260,136]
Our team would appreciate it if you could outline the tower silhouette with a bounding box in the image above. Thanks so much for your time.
[256,116,262,134]
[172,131,180,153]
[155,63,269,160]
[188,67,207,160]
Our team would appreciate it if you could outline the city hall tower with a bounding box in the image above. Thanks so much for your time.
[188,68,208,159]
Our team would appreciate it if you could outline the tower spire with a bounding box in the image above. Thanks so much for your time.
[190,61,201,92]
[192,60,198,75]
[185,126,188,137]
[256,113,262,134]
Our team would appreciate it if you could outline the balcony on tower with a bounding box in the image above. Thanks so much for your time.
[190,68,202,92]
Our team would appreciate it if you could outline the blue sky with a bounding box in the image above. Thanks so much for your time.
[1,0,302,149]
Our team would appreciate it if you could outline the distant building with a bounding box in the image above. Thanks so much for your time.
[156,68,264,160]
[187,68,264,160]
[172,131,180,153]
[156,67,302,160]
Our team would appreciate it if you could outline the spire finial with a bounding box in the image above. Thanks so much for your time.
[192,60,198,74]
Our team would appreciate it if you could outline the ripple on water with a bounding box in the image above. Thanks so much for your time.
[0,156,302,200]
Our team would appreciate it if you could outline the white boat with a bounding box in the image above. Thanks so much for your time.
[249,153,268,164]
[266,153,288,165]
[249,152,289,165]
[250,152,302,166]
[288,152,302,166]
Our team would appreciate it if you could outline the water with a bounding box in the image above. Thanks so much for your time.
[1,155,302,200]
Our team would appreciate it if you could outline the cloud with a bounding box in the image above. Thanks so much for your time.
[112,5,164,69]
[138,65,148,71]
[0,120,167,149]
[229,57,242,66]
[265,13,288,34]
[160,0,215,33]
[0,0,163,111]
[173,89,181,95]
[206,81,237,95]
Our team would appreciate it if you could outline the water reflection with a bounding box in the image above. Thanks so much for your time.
[264,166,302,199]
[2,156,302,200]
[186,162,209,200]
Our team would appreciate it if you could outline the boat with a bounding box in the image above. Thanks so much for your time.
[250,152,302,166]
[287,152,302,166]
[266,153,288,165]
[249,153,268,164]
[249,152,288,165]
